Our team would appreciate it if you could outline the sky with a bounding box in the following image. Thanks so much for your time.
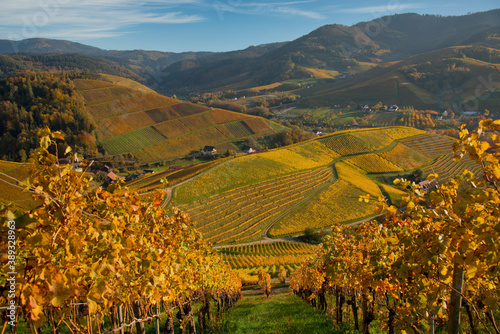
[0,0,498,53]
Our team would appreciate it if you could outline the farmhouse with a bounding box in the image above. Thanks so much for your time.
[361,105,371,113]
[242,145,255,153]
[419,179,438,193]
[383,104,399,111]
[201,146,217,156]
[106,171,120,183]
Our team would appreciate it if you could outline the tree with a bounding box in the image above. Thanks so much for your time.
[291,120,500,333]
[0,129,242,332]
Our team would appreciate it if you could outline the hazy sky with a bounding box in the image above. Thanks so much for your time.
[0,0,498,52]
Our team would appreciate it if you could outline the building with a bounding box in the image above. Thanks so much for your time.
[242,145,255,153]
[201,146,217,156]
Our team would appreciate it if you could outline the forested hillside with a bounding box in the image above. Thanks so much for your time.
[0,72,96,161]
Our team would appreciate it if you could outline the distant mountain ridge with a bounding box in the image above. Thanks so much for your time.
[0,38,285,80]
[160,9,500,92]
[0,9,499,94]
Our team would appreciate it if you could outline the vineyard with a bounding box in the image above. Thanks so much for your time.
[100,126,167,155]
[335,161,383,197]
[396,109,436,128]
[243,117,274,133]
[0,161,38,210]
[320,133,372,156]
[218,241,318,272]
[350,130,394,150]
[0,131,242,334]
[172,126,450,241]
[344,153,403,173]
[225,120,255,138]
[182,168,333,244]
[74,78,278,162]
[379,142,432,170]
[289,121,500,333]
[173,141,339,204]
[400,132,456,158]
[268,179,378,237]
[422,152,483,183]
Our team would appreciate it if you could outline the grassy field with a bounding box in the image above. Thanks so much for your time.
[207,294,341,334]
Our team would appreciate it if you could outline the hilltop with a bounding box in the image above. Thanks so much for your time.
[159,10,500,92]
[153,126,482,246]
[299,45,500,110]
[74,74,282,162]
[0,71,282,164]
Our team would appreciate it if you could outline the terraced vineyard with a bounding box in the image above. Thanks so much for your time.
[165,126,469,244]
[269,174,381,238]
[219,241,318,271]
[380,142,432,170]
[422,153,483,184]
[173,141,339,204]
[345,153,403,173]
[400,133,456,158]
[74,77,278,162]
[182,168,333,245]
[320,133,372,156]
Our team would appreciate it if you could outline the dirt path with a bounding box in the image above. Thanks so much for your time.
[161,158,235,208]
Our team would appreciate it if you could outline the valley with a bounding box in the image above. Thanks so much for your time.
[1,8,500,334]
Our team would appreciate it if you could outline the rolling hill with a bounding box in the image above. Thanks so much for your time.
[159,9,500,93]
[165,126,482,245]
[74,75,282,162]
[297,45,500,110]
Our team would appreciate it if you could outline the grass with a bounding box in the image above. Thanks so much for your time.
[206,294,340,334]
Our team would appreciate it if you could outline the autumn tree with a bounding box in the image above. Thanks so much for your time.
[0,129,241,332]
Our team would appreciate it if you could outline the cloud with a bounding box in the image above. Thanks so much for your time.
[339,3,426,14]
[0,0,205,41]
[212,0,326,20]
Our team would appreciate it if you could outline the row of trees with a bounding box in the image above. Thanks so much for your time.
[0,129,242,333]
[290,120,500,333]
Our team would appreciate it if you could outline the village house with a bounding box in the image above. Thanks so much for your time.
[419,179,438,193]
[383,104,399,111]
[201,146,217,156]
[242,145,255,153]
